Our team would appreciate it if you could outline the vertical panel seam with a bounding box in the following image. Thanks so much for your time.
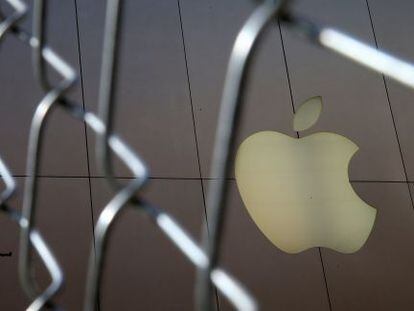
[364,0,414,208]
[73,1,100,310]
[73,0,95,247]
[318,249,334,311]
[276,20,296,114]
[277,17,333,311]
[175,1,220,310]
[277,19,299,139]
[175,0,208,225]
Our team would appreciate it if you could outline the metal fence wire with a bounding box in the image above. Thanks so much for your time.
[1,0,414,310]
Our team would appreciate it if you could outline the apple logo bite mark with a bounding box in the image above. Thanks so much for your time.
[235,96,376,254]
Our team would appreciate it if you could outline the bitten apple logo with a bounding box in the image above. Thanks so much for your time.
[235,96,376,254]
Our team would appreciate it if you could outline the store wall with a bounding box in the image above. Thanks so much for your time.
[1,0,414,310]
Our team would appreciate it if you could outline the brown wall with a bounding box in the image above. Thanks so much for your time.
[1,0,414,310]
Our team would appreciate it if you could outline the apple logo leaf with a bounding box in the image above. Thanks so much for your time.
[293,96,323,132]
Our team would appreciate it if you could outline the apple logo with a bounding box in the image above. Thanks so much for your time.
[235,96,376,254]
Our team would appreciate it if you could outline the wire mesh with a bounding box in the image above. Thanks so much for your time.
[2,0,414,310]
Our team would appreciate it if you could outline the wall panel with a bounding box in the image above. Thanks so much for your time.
[280,0,405,181]
[90,178,207,310]
[76,0,200,178]
[322,182,414,311]
[179,0,295,178]
[0,0,88,176]
[0,177,93,310]
[365,0,414,181]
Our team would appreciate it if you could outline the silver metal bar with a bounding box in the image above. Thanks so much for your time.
[2,10,76,80]
[32,0,52,91]
[95,0,123,188]
[83,180,146,311]
[84,112,149,179]
[0,2,64,309]
[281,12,414,90]
[156,212,257,311]
[211,269,256,311]
[0,156,16,205]
[195,1,285,310]
[0,0,26,40]
[26,230,64,311]
[320,28,414,88]
[0,156,63,311]
[19,67,76,302]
